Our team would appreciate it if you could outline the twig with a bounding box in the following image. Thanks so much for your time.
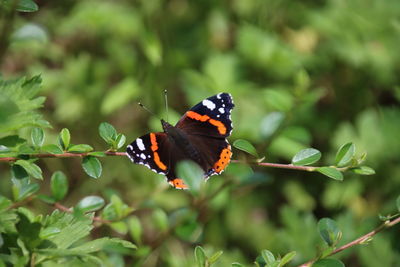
[0,151,127,162]
[231,160,317,172]
[298,216,400,267]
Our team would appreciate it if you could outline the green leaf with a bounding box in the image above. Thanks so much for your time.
[42,211,93,249]
[0,75,49,133]
[279,251,296,266]
[14,159,43,180]
[42,144,63,154]
[195,246,207,267]
[335,142,355,167]
[58,128,70,150]
[260,112,285,139]
[176,160,204,192]
[128,217,142,244]
[208,250,223,264]
[261,249,275,264]
[68,144,93,153]
[292,148,321,166]
[233,139,258,157]
[11,164,29,180]
[152,209,169,232]
[39,226,61,239]
[12,23,48,42]
[318,218,342,247]
[88,151,107,157]
[82,156,102,178]
[51,171,68,201]
[16,0,39,12]
[351,166,375,175]
[17,183,39,201]
[115,133,126,149]
[0,196,12,211]
[312,259,344,267]
[99,122,117,144]
[36,194,56,204]
[100,78,139,115]
[232,263,244,267]
[397,195,400,212]
[31,127,44,147]
[316,167,343,181]
[69,237,136,252]
[75,196,105,213]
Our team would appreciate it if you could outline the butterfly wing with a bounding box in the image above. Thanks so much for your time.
[175,92,234,177]
[126,132,188,189]
[175,92,234,138]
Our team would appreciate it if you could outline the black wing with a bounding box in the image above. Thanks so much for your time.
[176,92,234,138]
[126,132,189,189]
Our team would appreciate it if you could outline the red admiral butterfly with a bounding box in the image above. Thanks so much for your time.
[126,93,234,189]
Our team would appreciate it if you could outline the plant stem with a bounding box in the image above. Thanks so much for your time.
[231,160,317,171]
[298,216,400,267]
[0,151,127,162]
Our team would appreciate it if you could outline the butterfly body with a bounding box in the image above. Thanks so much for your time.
[127,93,234,189]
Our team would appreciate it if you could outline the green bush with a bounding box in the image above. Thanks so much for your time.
[1,0,399,266]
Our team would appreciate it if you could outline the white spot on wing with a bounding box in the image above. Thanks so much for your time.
[127,145,133,150]
[218,107,225,114]
[140,153,146,159]
[202,99,216,110]
[217,93,222,99]
[136,138,145,151]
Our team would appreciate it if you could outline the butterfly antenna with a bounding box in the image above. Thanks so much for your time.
[138,102,159,119]
[164,89,169,122]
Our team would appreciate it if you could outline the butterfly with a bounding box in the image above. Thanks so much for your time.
[126,93,234,189]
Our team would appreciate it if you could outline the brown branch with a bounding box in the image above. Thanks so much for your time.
[231,160,317,172]
[0,151,127,162]
[298,216,400,267]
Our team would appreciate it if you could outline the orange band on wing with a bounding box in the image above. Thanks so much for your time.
[187,111,210,122]
[149,133,167,170]
[209,119,227,135]
[186,111,226,135]
[168,178,188,189]
[213,145,232,173]
[150,133,158,151]
[153,152,167,170]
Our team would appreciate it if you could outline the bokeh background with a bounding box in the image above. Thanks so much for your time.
[1,0,400,266]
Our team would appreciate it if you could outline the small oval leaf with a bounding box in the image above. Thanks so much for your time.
[351,166,375,175]
[115,133,126,149]
[42,144,63,154]
[75,196,105,213]
[99,122,117,144]
[292,148,321,166]
[82,156,102,178]
[316,167,343,181]
[261,249,275,264]
[68,144,94,153]
[233,139,258,157]
[318,218,342,247]
[176,160,204,192]
[51,171,68,201]
[58,128,71,150]
[312,259,345,267]
[335,142,356,167]
[194,246,207,267]
[17,183,40,201]
[208,251,223,264]
[31,127,44,147]
[280,251,296,266]
[14,160,43,180]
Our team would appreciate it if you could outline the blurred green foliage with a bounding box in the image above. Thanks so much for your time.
[1,0,400,266]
